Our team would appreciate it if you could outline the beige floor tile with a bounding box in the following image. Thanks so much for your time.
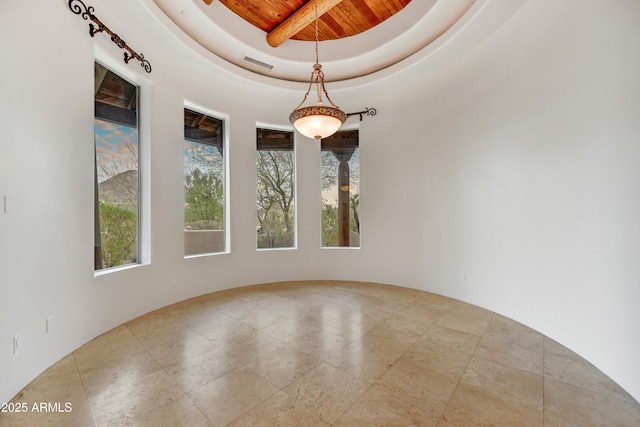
[340,307,394,335]
[401,341,472,380]
[195,291,238,310]
[353,293,413,314]
[127,315,197,350]
[260,296,304,312]
[362,322,422,357]
[447,302,494,319]
[260,317,313,344]
[312,285,360,300]
[88,369,184,427]
[435,303,493,336]
[179,308,236,333]
[281,362,368,424]
[543,337,635,403]
[261,316,353,363]
[484,317,544,351]
[6,281,639,426]
[0,403,94,427]
[237,309,291,330]
[246,344,321,388]
[198,293,251,314]
[380,309,435,339]
[376,358,458,417]
[397,303,444,326]
[460,356,543,411]
[289,291,337,308]
[287,328,353,363]
[77,349,162,398]
[544,376,640,427]
[255,296,311,319]
[126,311,174,337]
[417,305,453,324]
[188,366,279,426]
[197,318,259,348]
[325,339,398,385]
[5,355,94,427]
[487,314,543,341]
[125,395,212,427]
[294,305,359,334]
[227,391,330,427]
[442,382,543,426]
[297,303,390,339]
[474,331,543,374]
[362,286,414,303]
[419,324,480,354]
[147,329,216,367]
[12,354,82,401]
[73,325,145,364]
[222,330,286,365]
[543,336,575,358]
[158,297,208,322]
[320,296,372,314]
[334,384,440,427]
[413,292,457,313]
[163,346,243,393]
[216,299,267,320]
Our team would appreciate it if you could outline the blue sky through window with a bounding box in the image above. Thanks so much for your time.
[94,119,138,183]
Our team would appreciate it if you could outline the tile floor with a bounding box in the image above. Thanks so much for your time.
[2,281,639,426]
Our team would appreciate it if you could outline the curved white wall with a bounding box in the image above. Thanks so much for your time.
[1,0,638,404]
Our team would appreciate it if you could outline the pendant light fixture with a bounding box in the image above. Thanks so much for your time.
[289,0,347,140]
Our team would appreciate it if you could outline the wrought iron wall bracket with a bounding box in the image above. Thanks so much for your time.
[346,107,377,122]
[68,0,152,73]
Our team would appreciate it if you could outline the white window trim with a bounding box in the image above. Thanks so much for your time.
[184,101,230,257]
[94,46,152,276]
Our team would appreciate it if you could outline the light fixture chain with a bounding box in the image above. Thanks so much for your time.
[315,0,319,65]
[314,0,323,105]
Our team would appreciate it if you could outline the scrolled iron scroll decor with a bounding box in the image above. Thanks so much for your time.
[68,0,152,73]
[346,107,377,122]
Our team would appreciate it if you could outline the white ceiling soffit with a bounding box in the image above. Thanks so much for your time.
[152,0,478,83]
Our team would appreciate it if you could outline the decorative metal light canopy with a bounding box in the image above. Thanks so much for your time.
[289,0,346,140]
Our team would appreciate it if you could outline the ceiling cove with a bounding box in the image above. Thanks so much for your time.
[152,0,478,82]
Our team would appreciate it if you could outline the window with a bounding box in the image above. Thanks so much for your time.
[94,62,140,270]
[321,130,360,247]
[183,108,226,255]
[256,128,295,249]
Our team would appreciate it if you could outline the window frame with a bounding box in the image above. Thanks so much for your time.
[93,58,148,275]
[320,127,361,249]
[183,102,230,257]
[256,124,297,251]
[91,52,152,278]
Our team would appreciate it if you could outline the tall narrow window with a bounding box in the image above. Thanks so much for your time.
[94,62,140,270]
[321,130,360,248]
[184,108,225,256]
[256,128,295,249]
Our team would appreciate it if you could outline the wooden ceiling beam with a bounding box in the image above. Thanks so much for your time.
[266,0,344,48]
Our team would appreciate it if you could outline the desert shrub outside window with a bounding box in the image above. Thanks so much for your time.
[184,107,226,256]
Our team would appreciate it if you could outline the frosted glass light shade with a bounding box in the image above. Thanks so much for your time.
[290,105,347,140]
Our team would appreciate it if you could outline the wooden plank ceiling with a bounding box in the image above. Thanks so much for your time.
[206,0,411,46]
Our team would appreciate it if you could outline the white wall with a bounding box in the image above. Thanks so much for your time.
[409,0,640,400]
[1,0,638,404]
